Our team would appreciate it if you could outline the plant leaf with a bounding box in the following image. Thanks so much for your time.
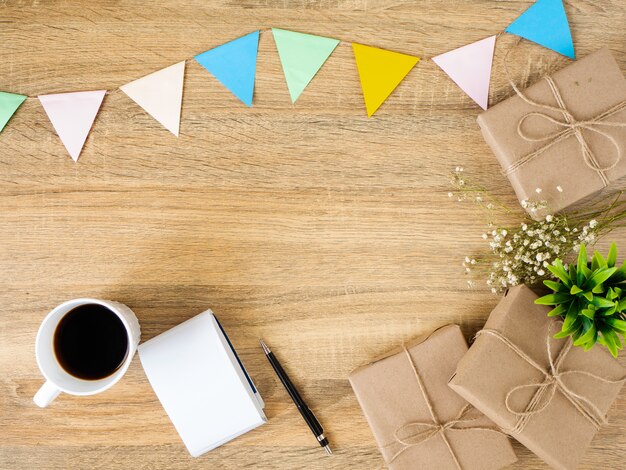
[593,250,607,269]
[591,252,600,271]
[585,267,618,290]
[570,285,583,295]
[547,304,568,317]
[607,243,618,268]
[544,280,568,293]
[606,318,626,333]
[573,323,596,347]
[563,302,580,330]
[554,329,572,339]
[610,261,626,283]
[600,328,619,357]
[601,305,617,316]
[581,262,592,280]
[548,260,571,287]
[592,284,605,294]
[581,308,595,319]
[535,293,572,305]
[591,296,615,308]
[577,244,588,285]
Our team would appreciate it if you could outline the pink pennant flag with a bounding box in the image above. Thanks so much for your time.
[39,90,106,162]
[432,36,496,110]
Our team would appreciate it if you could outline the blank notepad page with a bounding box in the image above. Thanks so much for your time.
[138,311,266,457]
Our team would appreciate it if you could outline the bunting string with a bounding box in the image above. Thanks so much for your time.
[0,0,578,162]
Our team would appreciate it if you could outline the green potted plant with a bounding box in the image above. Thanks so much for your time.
[535,243,626,357]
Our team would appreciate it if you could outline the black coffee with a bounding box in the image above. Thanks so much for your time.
[53,304,128,380]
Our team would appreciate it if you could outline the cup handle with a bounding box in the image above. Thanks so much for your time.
[33,380,61,408]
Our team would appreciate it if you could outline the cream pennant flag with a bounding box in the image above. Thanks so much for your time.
[38,90,106,162]
[352,43,419,117]
[120,61,185,136]
[432,36,496,110]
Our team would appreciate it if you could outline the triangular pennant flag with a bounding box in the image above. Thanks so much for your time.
[432,36,496,110]
[0,92,27,133]
[505,0,575,59]
[195,31,260,107]
[38,90,106,162]
[272,28,339,103]
[352,43,419,117]
[120,61,186,136]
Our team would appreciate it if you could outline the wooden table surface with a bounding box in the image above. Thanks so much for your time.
[1,1,625,469]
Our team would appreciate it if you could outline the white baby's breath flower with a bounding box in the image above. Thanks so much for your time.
[556,186,563,193]
[535,188,542,194]
[589,219,598,228]
[545,215,553,222]
[448,192,453,198]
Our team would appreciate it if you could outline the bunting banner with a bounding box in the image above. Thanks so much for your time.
[352,43,419,117]
[39,90,106,162]
[272,28,340,103]
[505,0,575,59]
[433,35,496,110]
[195,31,260,107]
[0,92,27,133]
[120,61,186,136]
[0,0,582,158]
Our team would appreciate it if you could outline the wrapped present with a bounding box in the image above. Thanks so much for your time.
[349,324,517,470]
[449,285,626,470]
[477,48,626,219]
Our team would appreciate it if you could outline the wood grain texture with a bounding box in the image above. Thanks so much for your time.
[1,1,625,469]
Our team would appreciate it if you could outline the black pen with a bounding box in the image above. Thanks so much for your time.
[259,339,332,455]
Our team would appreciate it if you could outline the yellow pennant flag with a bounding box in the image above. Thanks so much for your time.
[352,43,419,117]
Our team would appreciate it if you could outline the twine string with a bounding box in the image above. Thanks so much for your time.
[476,323,626,434]
[381,346,503,469]
[502,39,626,186]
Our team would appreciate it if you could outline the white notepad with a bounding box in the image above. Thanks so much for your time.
[138,310,266,457]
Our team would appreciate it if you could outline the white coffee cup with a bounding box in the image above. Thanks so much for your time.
[34,298,141,408]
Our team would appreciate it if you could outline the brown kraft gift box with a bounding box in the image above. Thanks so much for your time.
[477,48,626,219]
[349,324,517,470]
[449,285,626,470]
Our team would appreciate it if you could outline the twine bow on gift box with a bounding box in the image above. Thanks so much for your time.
[381,346,504,469]
[476,323,626,435]
[502,44,626,187]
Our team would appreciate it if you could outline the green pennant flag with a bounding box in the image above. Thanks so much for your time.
[0,91,27,133]
[272,28,340,103]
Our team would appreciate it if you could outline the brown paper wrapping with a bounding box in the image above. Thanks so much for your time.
[349,325,517,470]
[477,48,626,219]
[449,285,626,470]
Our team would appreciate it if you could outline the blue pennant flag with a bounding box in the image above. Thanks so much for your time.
[195,31,260,107]
[505,0,575,59]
